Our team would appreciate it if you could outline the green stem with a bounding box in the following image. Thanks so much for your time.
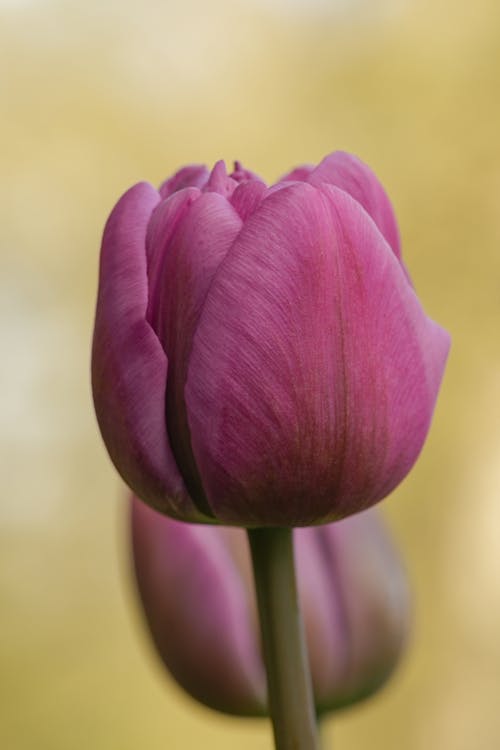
[247,527,319,750]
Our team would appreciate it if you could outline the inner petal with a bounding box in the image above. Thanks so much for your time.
[157,191,243,516]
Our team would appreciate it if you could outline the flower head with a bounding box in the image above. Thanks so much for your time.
[92,153,449,526]
[131,498,410,715]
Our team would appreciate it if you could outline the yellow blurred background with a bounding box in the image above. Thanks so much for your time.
[1,0,499,747]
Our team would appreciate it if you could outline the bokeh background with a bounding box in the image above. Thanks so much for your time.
[1,0,499,747]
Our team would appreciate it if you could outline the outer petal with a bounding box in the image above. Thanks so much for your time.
[157,192,243,517]
[91,183,207,521]
[185,183,450,526]
[299,511,410,712]
[306,151,402,258]
[130,497,266,716]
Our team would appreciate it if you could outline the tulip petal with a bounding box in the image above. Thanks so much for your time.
[294,527,347,699]
[230,161,263,184]
[314,511,410,709]
[159,165,210,199]
[145,187,201,330]
[185,182,450,526]
[203,160,239,198]
[92,183,207,521]
[279,164,315,182]
[156,192,243,517]
[230,179,268,221]
[306,151,402,258]
[131,498,266,715]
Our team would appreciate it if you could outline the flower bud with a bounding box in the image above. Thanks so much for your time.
[92,153,449,527]
[131,497,410,716]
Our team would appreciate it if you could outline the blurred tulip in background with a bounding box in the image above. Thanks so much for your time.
[131,498,410,716]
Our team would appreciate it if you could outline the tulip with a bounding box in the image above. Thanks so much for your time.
[92,152,450,526]
[131,497,410,716]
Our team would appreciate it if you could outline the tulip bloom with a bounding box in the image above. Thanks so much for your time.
[131,497,410,716]
[92,153,450,526]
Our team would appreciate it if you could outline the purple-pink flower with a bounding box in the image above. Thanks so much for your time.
[92,152,450,526]
[131,497,410,716]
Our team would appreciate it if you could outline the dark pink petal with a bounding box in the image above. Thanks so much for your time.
[185,183,450,526]
[156,192,243,516]
[306,152,401,258]
[159,165,209,199]
[131,497,266,716]
[92,183,207,521]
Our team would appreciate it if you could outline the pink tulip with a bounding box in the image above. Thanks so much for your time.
[131,497,410,715]
[92,153,450,526]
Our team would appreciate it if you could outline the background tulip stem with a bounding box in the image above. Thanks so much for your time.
[248,527,320,750]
